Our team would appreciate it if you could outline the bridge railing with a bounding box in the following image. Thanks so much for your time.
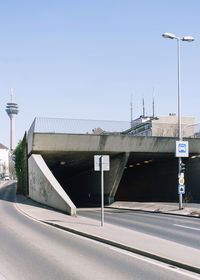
[28,117,200,138]
[31,117,131,135]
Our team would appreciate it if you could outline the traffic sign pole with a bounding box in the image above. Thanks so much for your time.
[178,185,185,194]
[100,156,104,227]
[94,155,110,227]
[178,157,183,209]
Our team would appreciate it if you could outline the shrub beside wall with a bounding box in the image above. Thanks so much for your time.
[14,133,28,195]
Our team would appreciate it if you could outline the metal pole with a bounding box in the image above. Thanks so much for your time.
[177,38,181,141]
[178,157,183,209]
[100,156,104,226]
[177,38,183,210]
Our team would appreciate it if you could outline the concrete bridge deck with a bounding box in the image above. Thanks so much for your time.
[25,118,200,215]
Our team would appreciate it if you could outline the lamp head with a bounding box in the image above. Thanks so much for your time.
[182,36,195,42]
[162,32,177,39]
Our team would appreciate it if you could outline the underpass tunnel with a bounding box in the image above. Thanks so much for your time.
[115,154,179,202]
[42,152,96,207]
[115,153,200,203]
[43,152,179,206]
[41,151,200,207]
[42,152,125,207]
[43,152,129,207]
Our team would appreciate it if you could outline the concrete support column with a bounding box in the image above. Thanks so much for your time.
[104,152,130,204]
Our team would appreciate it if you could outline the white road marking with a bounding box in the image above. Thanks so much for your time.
[109,246,200,279]
[174,224,200,231]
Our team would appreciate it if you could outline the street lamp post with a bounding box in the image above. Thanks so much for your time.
[162,32,194,210]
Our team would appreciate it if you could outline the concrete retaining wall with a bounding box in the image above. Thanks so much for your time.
[28,154,76,216]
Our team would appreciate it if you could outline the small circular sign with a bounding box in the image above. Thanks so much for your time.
[179,177,185,185]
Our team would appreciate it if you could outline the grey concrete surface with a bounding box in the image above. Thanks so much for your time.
[28,154,76,215]
[79,207,200,249]
[28,133,200,154]
[104,152,130,204]
[26,122,200,212]
[3,183,183,280]
[109,201,200,217]
[0,184,175,280]
[15,194,200,274]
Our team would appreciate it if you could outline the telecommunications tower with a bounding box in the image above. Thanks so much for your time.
[5,92,19,151]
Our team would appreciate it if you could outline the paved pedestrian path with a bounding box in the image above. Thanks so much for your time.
[108,201,200,217]
[15,195,200,274]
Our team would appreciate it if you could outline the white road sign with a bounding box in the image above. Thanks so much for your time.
[178,185,185,195]
[94,155,110,171]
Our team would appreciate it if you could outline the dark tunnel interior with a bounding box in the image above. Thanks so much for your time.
[43,152,200,207]
[116,156,178,202]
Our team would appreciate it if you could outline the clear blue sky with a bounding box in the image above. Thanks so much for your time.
[0,0,199,147]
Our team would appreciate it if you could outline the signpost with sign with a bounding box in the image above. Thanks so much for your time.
[178,185,185,195]
[94,155,110,226]
[178,176,185,186]
[176,141,189,157]
[175,140,189,209]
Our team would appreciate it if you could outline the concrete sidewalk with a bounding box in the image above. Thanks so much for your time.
[15,195,200,274]
[108,201,200,217]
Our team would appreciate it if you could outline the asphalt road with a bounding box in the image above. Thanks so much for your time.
[79,208,200,249]
[0,184,199,280]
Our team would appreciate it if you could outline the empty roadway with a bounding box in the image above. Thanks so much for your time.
[79,208,200,249]
[0,183,199,279]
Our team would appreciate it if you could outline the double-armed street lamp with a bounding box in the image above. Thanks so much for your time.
[162,32,194,209]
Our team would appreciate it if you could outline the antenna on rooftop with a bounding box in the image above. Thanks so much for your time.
[130,94,133,128]
[142,97,145,117]
[152,87,155,117]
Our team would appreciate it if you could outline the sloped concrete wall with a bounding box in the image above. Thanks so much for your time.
[28,154,76,216]
[105,152,130,204]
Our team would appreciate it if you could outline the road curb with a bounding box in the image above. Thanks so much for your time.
[44,221,200,275]
[15,198,200,275]
[106,206,200,219]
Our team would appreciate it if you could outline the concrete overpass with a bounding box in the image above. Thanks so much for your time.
[26,118,200,215]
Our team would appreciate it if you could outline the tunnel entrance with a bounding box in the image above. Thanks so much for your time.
[42,151,196,206]
[42,152,102,207]
[115,154,178,202]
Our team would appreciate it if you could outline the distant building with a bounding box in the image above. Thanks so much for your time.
[123,114,195,138]
[0,143,9,178]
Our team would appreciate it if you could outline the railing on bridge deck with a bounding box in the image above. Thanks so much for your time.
[28,117,200,138]
[29,117,130,135]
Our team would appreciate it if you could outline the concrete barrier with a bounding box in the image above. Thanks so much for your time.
[28,154,76,216]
